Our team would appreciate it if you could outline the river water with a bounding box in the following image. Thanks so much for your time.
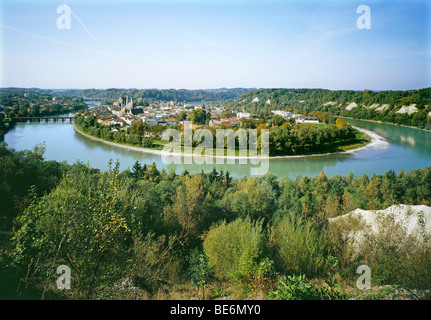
[2,115,431,179]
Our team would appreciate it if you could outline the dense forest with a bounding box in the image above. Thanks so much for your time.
[0,90,87,119]
[0,144,430,300]
[57,88,252,103]
[227,88,431,130]
[0,87,252,105]
[0,143,69,230]
[267,123,360,156]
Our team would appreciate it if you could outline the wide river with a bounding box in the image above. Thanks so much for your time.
[2,115,431,179]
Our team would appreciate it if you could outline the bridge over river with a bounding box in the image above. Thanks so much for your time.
[14,116,74,122]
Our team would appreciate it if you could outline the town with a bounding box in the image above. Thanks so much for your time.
[77,96,320,139]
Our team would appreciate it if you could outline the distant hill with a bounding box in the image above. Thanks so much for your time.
[0,87,254,103]
[230,88,431,129]
[55,88,254,102]
[231,88,430,109]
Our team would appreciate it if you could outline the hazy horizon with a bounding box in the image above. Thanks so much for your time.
[1,86,430,92]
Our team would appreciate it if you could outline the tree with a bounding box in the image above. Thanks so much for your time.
[341,190,360,213]
[190,109,206,124]
[324,192,341,218]
[164,175,206,247]
[132,160,142,179]
[271,115,285,127]
[268,214,328,278]
[179,111,188,121]
[220,178,276,222]
[188,248,212,299]
[9,164,133,298]
[130,120,146,136]
[225,171,232,188]
[337,117,348,130]
[147,162,160,182]
[203,217,266,282]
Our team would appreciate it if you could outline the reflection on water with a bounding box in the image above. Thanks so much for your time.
[343,118,430,154]
[3,117,431,179]
[399,135,416,147]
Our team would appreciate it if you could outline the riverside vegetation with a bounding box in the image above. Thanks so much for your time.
[0,143,430,300]
[73,113,367,157]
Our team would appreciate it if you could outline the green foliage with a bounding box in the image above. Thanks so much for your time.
[190,108,208,124]
[0,143,68,229]
[268,256,347,300]
[227,88,431,130]
[9,163,134,298]
[319,256,347,300]
[188,248,212,299]
[220,178,276,222]
[268,275,321,300]
[356,213,431,294]
[1,140,430,299]
[132,160,142,179]
[203,218,267,283]
[141,137,154,148]
[268,214,328,278]
[55,87,251,103]
[130,232,179,293]
[246,257,276,293]
[129,120,147,136]
[268,124,357,156]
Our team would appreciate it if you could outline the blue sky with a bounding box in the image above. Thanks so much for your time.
[0,0,430,90]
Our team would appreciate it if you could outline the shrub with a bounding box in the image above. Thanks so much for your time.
[268,275,321,300]
[187,248,212,299]
[203,217,267,283]
[268,214,328,278]
[356,211,431,296]
[9,164,134,299]
[268,256,347,300]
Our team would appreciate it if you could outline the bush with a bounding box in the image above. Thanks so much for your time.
[8,164,134,299]
[142,137,154,148]
[268,214,328,278]
[268,256,347,300]
[203,217,267,283]
[187,248,212,299]
[356,210,431,295]
[268,275,321,300]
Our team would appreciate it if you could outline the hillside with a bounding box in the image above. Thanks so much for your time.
[229,88,431,130]
[57,88,253,102]
[329,204,431,250]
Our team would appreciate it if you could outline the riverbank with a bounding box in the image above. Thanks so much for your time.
[341,116,431,133]
[74,124,386,160]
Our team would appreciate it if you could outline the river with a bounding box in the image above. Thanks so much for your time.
[2,115,431,179]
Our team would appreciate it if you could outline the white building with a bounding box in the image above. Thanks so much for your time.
[209,119,222,127]
[237,112,251,119]
[296,116,319,124]
[271,110,292,118]
[145,118,158,126]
